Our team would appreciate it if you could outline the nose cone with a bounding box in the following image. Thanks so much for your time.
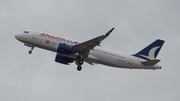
[15,34,21,41]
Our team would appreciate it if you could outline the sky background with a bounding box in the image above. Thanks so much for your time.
[0,0,180,101]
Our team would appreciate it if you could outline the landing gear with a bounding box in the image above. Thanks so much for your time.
[28,47,34,54]
[28,50,32,54]
[79,59,84,65]
[77,65,82,71]
[76,56,84,71]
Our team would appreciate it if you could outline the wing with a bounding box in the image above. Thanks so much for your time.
[72,28,114,56]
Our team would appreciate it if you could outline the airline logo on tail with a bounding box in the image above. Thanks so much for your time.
[139,46,161,60]
[133,39,165,60]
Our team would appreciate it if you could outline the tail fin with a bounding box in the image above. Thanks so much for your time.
[132,39,165,60]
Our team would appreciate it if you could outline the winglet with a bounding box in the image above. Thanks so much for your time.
[105,28,115,36]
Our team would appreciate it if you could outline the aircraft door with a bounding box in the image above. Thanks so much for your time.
[32,32,38,39]
[128,56,133,65]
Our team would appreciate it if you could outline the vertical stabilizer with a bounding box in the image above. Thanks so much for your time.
[132,39,165,60]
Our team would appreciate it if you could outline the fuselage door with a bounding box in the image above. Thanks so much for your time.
[32,32,38,39]
[128,56,133,65]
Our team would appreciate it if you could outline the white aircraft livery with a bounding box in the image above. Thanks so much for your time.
[15,28,165,71]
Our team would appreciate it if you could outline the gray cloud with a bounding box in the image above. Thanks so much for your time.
[0,0,179,101]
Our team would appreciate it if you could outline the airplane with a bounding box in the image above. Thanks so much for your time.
[15,28,165,71]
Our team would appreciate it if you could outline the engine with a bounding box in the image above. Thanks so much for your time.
[57,43,73,55]
[55,53,74,65]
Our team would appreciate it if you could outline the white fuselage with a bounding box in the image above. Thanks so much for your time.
[15,31,161,70]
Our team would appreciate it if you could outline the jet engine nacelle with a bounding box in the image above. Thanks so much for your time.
[57,43,73,55]
[55,53,74,65]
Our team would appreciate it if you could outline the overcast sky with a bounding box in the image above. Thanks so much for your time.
[0,0,180,101]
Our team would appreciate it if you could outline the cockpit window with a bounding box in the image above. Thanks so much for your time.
[23,31,29,34]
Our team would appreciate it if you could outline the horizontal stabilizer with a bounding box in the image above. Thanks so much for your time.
[141,59,161,66]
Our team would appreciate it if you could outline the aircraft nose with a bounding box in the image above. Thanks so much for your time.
[15,34,21,40]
